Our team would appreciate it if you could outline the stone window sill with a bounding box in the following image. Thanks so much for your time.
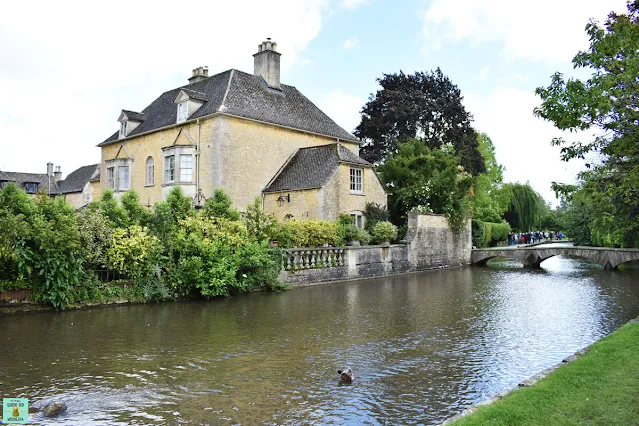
[162,182,195,187]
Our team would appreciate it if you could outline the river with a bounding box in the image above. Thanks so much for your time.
[2,255,639,425]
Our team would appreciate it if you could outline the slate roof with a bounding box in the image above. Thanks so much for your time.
[0,171,57,193]
[122,110,146,122]
[179,88,209,102]
[263,143,372,193]
[56,164,99,194]
[101,69,358,145]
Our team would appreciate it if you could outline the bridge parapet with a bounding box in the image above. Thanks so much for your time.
[471,246,639,270]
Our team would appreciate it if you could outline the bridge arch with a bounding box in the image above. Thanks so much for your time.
[471,246,639,271]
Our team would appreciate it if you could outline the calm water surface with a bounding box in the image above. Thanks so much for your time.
[2,256,639,425]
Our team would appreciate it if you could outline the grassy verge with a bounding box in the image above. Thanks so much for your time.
[450,320,639,425]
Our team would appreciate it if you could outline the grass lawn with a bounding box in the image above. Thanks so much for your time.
[451,321,639,425]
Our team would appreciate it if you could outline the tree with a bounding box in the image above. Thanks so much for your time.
[498,183,548,232]
[472,133,506,222]
[377,138,473,232]
[534,1,639,246]
[355,69,485,175]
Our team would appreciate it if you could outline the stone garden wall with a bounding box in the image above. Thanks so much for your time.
[280,213,471,287]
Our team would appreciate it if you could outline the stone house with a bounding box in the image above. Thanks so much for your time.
[0,163,59,196]
[0,163,100,209]
[98,39,386,224]
[55,164,101,208]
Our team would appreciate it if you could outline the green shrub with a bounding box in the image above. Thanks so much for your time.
[203,188,240,221]
[140,274,172,302]
[77,209,112,269]
[121,190,151,226]
[472,219,510,247]
[92,189,128,228]
[363,202,389,233]
[371,221,398,244]
[490,222,510,244]
[244,197,276,243]
[32,196,84,309]
[172,216,281,297]
[107,226,160,281]
[276,219,340,248]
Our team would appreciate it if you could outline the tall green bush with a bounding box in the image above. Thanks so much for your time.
[31,195,84,309]
[77,209,112,269]
[244,197,276,243]
[203,189,240,221]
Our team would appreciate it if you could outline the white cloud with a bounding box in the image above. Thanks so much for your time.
[465,87,589,205]
[422,0,627,62]
[0,0,329,176]
[344,37,360,49]
[316,90,365,134]
[340,0,369,10]
[472,66,490,81]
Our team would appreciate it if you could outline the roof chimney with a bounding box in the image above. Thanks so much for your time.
[54,166,62,183]
[188,66,209,84]
[253,38,281,90]
[47,162,54,177]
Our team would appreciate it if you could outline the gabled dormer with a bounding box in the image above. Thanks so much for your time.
[173,88,209,123]
[118,110,146,139]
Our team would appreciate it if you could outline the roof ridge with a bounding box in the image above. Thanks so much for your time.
[218,69,235,112]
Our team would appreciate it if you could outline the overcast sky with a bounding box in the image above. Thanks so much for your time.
[0,0,627,204]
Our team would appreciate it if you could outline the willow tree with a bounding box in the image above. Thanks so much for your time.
[499,183,547,231]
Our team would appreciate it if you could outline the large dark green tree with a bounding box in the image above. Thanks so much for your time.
[355,69,486,176]
[534,1,639,247]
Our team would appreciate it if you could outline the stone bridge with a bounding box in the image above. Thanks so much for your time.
[471,245,639,270]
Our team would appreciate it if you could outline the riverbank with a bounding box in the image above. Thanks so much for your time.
[445,319,639,425]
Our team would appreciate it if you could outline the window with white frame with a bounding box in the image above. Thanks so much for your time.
[119,122,127,138]
[146,156,154,185]
[177,102,189,123]
[164,155,175,183]
[107,167,115,189]
[351,212,363,229]
[180,154,193,182]
[350,168,363,193]
[118,166,130,190]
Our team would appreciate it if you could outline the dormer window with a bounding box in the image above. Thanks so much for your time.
[173,89,208,124]
[117,110,146,139]
[177,102,189,123]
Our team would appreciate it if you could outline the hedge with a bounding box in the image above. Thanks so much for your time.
[472,219,510,248]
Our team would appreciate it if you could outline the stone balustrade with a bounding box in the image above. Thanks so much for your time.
[281,247,346,270]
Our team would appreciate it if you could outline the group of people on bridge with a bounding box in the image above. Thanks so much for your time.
[508,231,564,246]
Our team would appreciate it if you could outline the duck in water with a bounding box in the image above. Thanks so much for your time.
[337,367,354,382]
